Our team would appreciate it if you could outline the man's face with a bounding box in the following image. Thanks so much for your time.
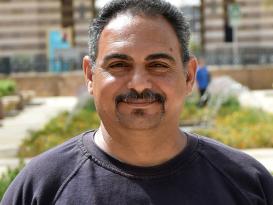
[87,13,196,131]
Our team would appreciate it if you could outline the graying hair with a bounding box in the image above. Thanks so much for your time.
[88,0,190,68]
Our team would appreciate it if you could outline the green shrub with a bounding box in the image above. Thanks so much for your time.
[0,80,16,97]
[18,103,100,157]
[0,160,25,201]
[217,96,241,116]
[181,95,273,149]
[180,93,207,124]
[194,107,273,149]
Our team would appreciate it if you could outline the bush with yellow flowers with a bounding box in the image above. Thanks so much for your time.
[190,97,273,149]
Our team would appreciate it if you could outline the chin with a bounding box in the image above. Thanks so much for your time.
[116,110,164,130]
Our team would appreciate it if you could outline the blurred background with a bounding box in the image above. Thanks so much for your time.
[0,0,273,199]
[0,0,273,88]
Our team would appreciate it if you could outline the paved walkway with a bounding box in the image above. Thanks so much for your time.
[0,97,77,174]
[0,91,273,176]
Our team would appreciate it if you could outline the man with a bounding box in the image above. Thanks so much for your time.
[196,57,210,107]
[2,0,273,204]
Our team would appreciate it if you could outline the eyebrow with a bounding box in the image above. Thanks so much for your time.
[103,53,133,63]
[145,53,176,62]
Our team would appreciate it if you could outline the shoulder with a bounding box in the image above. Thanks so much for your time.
[190,133,273,203]
[24,131,93,187]
[27,132,88,174]
[1,131,92,204]
[194,133,267,173]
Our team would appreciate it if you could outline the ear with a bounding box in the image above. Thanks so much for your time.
[82,55,94,95]
[185,57,197,95]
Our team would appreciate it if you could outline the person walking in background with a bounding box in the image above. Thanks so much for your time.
[196,57,210,107]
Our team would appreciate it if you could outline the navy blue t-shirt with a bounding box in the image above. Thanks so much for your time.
[2,130,273,205]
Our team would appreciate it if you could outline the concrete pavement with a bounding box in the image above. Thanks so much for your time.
[0,97,77,175]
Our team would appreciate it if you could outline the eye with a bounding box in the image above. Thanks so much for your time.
[109,62,130,69]
[150,63,168,68]
[147,62,170,73]
[105,61,132,75]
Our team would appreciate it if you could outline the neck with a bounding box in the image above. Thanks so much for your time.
[94,123,187,167]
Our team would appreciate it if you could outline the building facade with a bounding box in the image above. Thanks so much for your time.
[180,5,201,56]
[2,0,273,70]
[202,0,273,64]
[0,0,94,73]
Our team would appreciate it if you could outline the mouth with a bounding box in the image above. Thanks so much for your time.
[123,98,157,104]
[120,99,159,109]
[115,89,166,107]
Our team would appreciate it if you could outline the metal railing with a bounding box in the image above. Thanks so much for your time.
[0,56,82,74]
[204,48,273,65]
[1,48,273,74]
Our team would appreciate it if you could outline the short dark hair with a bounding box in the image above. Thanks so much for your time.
[88,0,190,68]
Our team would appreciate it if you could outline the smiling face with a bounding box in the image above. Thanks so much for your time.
[84,12,196,132]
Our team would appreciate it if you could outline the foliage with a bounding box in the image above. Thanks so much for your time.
[18,101,100,157]
[0,160,25,201]
[180,93,207,124]
[217,96,241,116]
[192,97,273,149]
[0,80,16,97]
[180,95,242,125]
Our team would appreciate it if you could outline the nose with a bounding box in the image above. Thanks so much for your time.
[127,67,152,93]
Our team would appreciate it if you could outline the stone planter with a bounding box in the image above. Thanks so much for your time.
[0,90,35,119]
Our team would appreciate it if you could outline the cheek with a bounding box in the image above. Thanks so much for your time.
[157,74,187,95]
[93,74,115,94]
[93,74,126,105]
[157,75,187,108]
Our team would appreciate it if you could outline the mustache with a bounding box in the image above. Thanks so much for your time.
[115,89,166,105]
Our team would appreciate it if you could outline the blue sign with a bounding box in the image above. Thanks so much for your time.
[48,30,70,72]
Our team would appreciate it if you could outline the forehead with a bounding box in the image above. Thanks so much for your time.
[96,12,182,60]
